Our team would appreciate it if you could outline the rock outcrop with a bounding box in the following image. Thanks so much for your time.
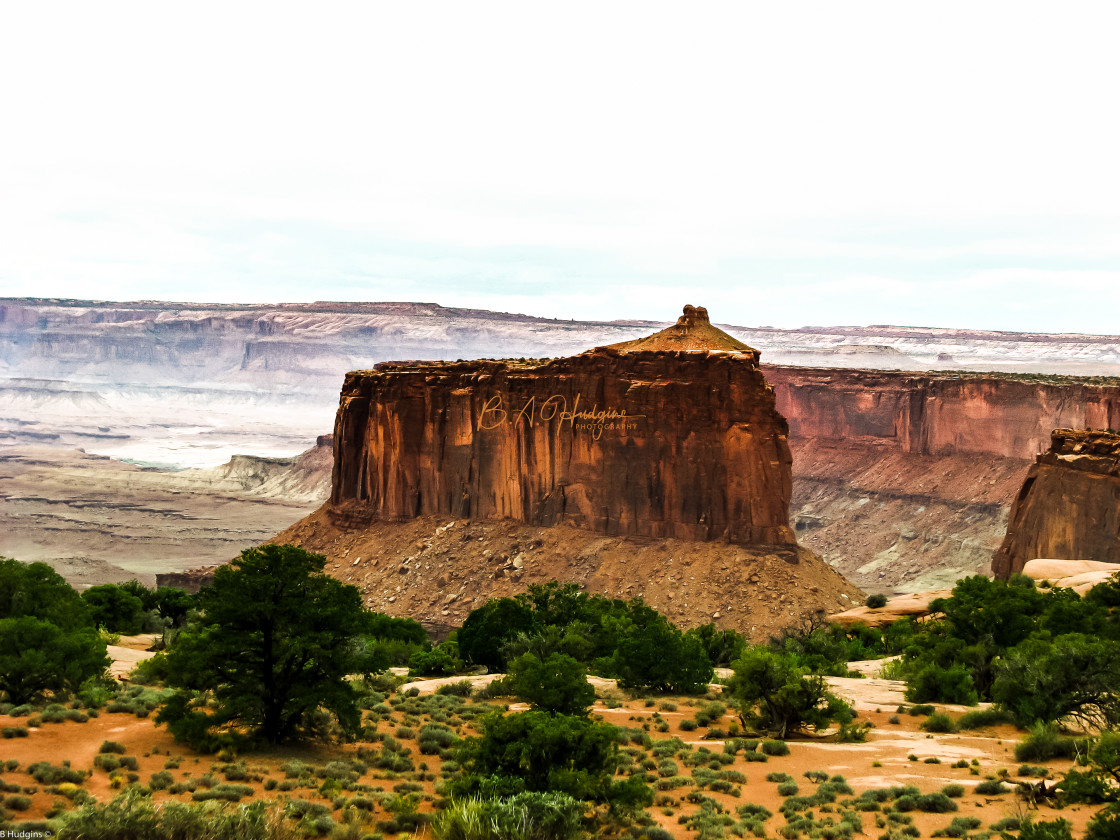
[992,429,1120,578]
[330,307,795,545]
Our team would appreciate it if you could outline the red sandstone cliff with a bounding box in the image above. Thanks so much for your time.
[330,308,795,545]
[992,429,1120,578]
[762,368,1120,590]
[764,368,1120,460]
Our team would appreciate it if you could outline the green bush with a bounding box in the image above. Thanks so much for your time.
[1014,722,1087,762]
[866,594,889,609]
[98,740,127,754]
[974,779,1009,795]
[436,680,475,697]
[919,713,957,733]
[1019,817,1075,840]
[915,792,957,813]
[955,708,1014,729]
[28,762,86,785]
[761,740,790,756]
[431,791,583,840]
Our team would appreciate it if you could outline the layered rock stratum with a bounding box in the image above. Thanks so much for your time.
[992,429,1120,577]
[331,306,794,545]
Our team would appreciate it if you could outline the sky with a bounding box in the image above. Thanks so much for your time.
[1,3,1118,334]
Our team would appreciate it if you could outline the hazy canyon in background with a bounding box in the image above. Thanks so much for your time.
[3,297,1120,593]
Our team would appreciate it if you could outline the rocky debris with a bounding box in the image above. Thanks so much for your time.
[331,307,795,546]
[271,510,863,642]
[993,429,1120,578]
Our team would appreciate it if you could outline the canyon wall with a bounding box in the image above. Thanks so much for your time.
[765,368,1120,460]
[331,349,796,545]
[764,368,1120,590]
[992,429,1120,578]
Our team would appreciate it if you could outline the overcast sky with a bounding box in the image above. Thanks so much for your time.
[1,3,1118,333]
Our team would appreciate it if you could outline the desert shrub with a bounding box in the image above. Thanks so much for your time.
[1018,765,1050,778]
[915,792,957,813]
[431,790,584,840]
[99,740,127,754]
[1014,722,1088,762]
[28,762,86,785]
[4,794,32,811]
[776,782,799,797]
[956,708,1014,729]
[866,594,889,609]
[931,816,982,837]
[191,784,254,802]
[57,787,282,839]
[920,713,957,733]
[974,779,1009,795]
[761,740,789,756]
[2,727,28,738]
[148,771,174,791]
[436,680,475,697]
[680,720,698,732]
[941,784,965,798]
[1019,817,1075,840]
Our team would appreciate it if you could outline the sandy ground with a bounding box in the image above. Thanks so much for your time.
[0,670,1105,838]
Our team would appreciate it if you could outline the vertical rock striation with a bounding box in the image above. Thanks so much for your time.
[330,307,796,545]
[993,429,1120,577]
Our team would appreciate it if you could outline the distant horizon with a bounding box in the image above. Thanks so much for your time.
[6,295,1120,340]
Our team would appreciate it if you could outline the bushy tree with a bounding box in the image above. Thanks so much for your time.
[0,557,91,629]
[82,584,147,634]
[992,634,1120,728]
[506,652,595,716]
[0,616,109,704]
[453,709,650,812]
[0,557,107,703]
[158,544,378,746]
[685,622,747,666]
[609,617,713,693]
[458,597,536,671]
[727,646,853,738]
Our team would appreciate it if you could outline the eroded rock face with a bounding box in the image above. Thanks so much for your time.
[765,368,1120,460]
[993,429,1120,577]
[330,347,795,545]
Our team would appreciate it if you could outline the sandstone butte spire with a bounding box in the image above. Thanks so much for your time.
[329,305,796,545]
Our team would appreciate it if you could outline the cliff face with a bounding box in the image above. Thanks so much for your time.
[331,348,795,545]
[765,368,1120,460]
[992,429,1120,578]
[763,368,1120,591]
